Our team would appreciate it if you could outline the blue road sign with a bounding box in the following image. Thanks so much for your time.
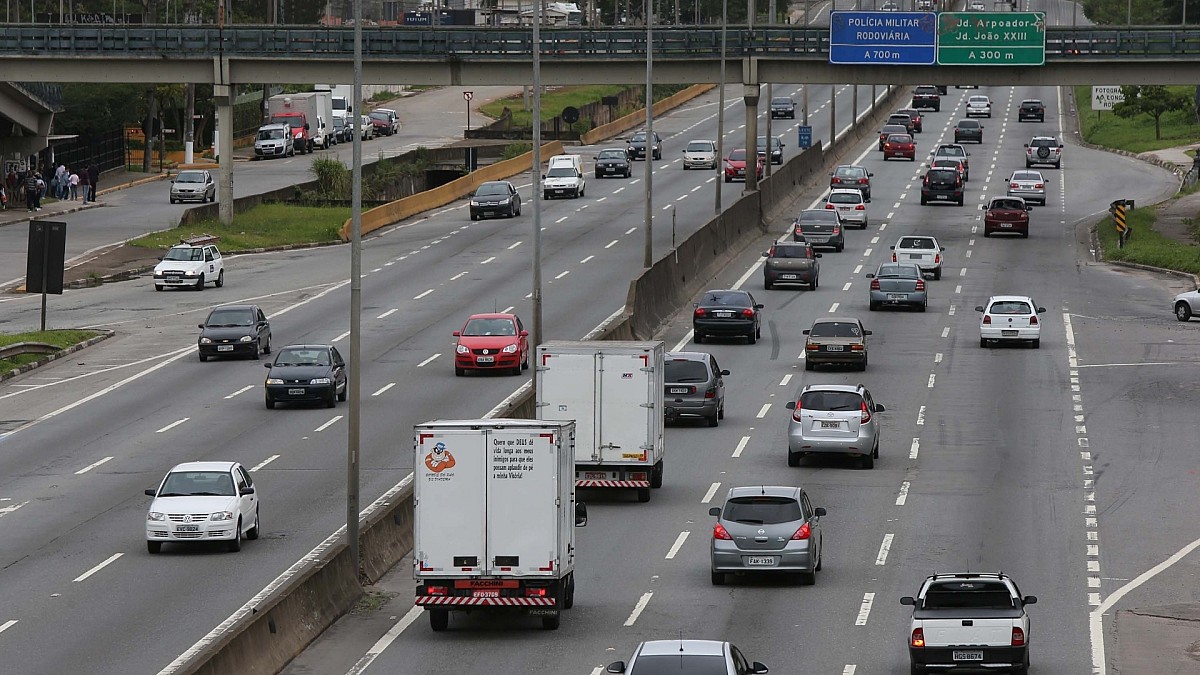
[829,11,938,65]
[798,126,813,150]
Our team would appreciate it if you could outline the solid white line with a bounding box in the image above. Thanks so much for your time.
[733,436,751,458]
[155,418,189,433]
[855,593,875,626]
[73,553,123,583]
[665,531,690,560]
[333,330,351,342]
[702,482,721,504]
[605,239,619,249]
[343,606,424,675]
[249,454,280,472]
[875,534,894,566]
[0,620,17,635]
[413,289,433,300]
[671,332,693,352]
[1075,361,1191,369]
[417,354,441,367]
[74,456,114,475]
[481,256,496,264]
[555,270,570,280]
[377,309,398,319]
[756,403,771,418]
[507,241,522,250]
[896,480,911,505]
[372,383,396,397]
[315,416,343,432]
[780,374,792,386]
[624,592,654,626]
[224,385,254,399]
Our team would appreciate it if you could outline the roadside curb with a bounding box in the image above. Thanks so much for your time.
[1089,224,1200,290]
[0,330,115,383]
[99,173,171,194]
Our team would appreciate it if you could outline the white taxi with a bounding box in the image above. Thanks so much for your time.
[891,235,946,280]
[145,461,260,553]
[152,240,225,291]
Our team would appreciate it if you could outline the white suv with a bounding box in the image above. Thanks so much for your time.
[153,241,225,291]
[145,461,260,553]
[1025,136,1063,168]
[965,95,992,118]
[976,295,1046,348]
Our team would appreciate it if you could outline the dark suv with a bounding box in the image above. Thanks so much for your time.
[887,113,916,135]
[920,168,964,206]
[1018,99,1046,122]
[912,85,941,112]
[770,96,796,119]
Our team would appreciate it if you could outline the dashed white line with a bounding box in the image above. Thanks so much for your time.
[702,482,721,504]
[948,305,956,316]
[580,255,594,264]
[941,327,950,338]
[554,271,570,280]
[507,241,522,250]
[927,374,936,388]
[875,534,894,565]
[625,227,637,235]
[855,593,876,626]
[665,531,690,560]
[863,248,873,257]
[156,418,189,434]
[333,330,351,342]
[779,374,793,386]
[314,416,343,433]
[417,354,441,368]
[954,284,962,294]
[605,239,619,249]
[934,353,943,364]
[853,264,863,274]
[842,667,857,675]
[0,501,29,518]
[842,282,852,291]
[733,436,751,458]
[909,438,920,459]
[555,216,569,224]
[917,406,926,425]
[959,268,966,277]
[481,256,496,264]
[73,553,123,583]
[372,383,396,396]
[450,271,468,281]
[624,592,654,627]
[413,289,434,300]
[224,385,254,399]
[0,620,18,635]
[756,403,772,418]
[828,302,840,313]
[377,309,398,319]
[502,306,515,314]
[249,454,280,472]
[75,456,114,475]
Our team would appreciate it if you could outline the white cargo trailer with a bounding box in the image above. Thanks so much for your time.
[413,419,585,631]
[535,340,665,502]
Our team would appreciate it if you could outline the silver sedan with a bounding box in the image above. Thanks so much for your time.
[1174,289,1200,321]
[709,485,825,585]
[1007,169,1047,205]
[867,262,927,312]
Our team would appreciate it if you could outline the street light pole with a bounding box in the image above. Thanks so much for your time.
[643,0,654,268]
[764,0,776,178]
[715,0,726,214]
[347,0,363,582]
[532,0,544,370]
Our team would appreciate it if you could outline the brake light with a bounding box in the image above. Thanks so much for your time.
[742,308,755,318]
[791,399,804,422]
[915,279,925,291]
[832,177,842,184]
[1010,182,1019,188]
[870,279,880,290]
[713,523,732,540]
[806,343,819,351]
[860,400,872,424]
[1011,627,1025,647]
[704,386,717,399]
[859,178,869,184]
[832,227,840,235]
[855,204,865,210]
[1029,315,1038,325]
[911,628,926,648]
[892,252,897,262]
[694,308,706,317]
[526,587,547,597]
[1035,183,1044,189]
[791,522,811,540]
[983,315,992,324]
[825,203,835,209]
[851,344,864,351]
[923,175,930,186]
[934,253,941,264]
[426,585,448,596]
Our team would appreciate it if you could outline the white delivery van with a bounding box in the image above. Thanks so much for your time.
[536,341,665,502]
[413,419,586,632]
[542,154,586,200]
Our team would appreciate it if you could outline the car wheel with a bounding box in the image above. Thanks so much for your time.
[983,229,991,237]
[724,175,732,183]
[471,213,479,221]
[764,279,773,290]
[934,268,942,280]
[325,393,336,408]
[247,508,260,540]
[637,488,651,503]
[1022,231,1030,239]
[958,197,965,206]
[1176,302,1193,321]
[147,541,161,554]
[564,574,576,609]
[170,198,177,204]
[263,335,271,354]
[707,411,719,427]
[980,337,988,348]
[836,243,844,252]
[596,171,603,178]
[816,549,823,571]
[918,301,927,313]
[215,270,224,288]
[265,395,275,409]
[252,339,261,360]
[1031,339,1041,349]
[429,609,450,632]
[227,519,242,552]
[860,454,875,470]
[337,381,348,401]
[717,403,724,420]
[910,663,925,675]
[195,274,205,291]
[858,356,868,371]
[198,352,208,362]
[693,332,704,344]
[711,571,726,585]
[805,360,814,371]
[155,285,164,292]
[873,441,880,459]
[1025,160,1032,168]
[869,302,879,311]
[920,196,927,205]
[747,330,757,345]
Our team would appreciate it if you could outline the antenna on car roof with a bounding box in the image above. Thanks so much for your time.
[678,630,685,651]
[760,485,766,495]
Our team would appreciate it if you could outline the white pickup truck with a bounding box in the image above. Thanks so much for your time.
[901,572,1037,674]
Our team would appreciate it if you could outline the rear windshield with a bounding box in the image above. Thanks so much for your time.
[664,359,709,383]
[722,496,802,524]
[808,321,862,338]
[1023,100,1044,107]
[889,115,911,124]
[627,655,729,675]
[898,237,936,249]
[769,245,811,259]
[877,264,919,278]
[990,199,1026,211]
[1011,171,1041,181]
[1030,138,1058,147]
[887,134,912,144]
[799,390,862,411]
[827,192,861,205]
[699,291,751,307]
[834,167,865,179]
[925,583,1014,609]
[989,301,1032,315]
[927,170,958,182]
[881,125,906,134]
[936,146,966,157]
[957,120,980,128]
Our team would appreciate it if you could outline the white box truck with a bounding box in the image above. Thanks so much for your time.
[413,419,586,632]
[536,340,665,502]
[266,91,334,153]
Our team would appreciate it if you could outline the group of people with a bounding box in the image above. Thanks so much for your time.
[1,162,100,212]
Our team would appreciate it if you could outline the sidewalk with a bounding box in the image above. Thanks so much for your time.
[0,168,168,229]
[1137,144,1200,246]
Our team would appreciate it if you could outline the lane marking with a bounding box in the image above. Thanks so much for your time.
[896,480,911,505]
[665,531,690,560]
[0,620,17,635]
[701,482,721,504]
[927,374,936,388]
[555,216,569,224]
[502,306,515,314]
[875,534,894,565]
[941,327,950,338]
[554,270,571,280]
[842,282,852,291]
[413,289,434,300]
[0,501,29,518]
[733,436,750,458]
[779,374,792,386]
[605,239,619,249]
[481,256,496,264]
[155,418,189,434]
[343,606,424,675]
[756,403,771,418]
[75,456,114,475]
[224,385,254,399]
[249,454,280,472]
[843,667,857,675]
[624,591,654,626]
[73,553,123,583]
[828,302,840,313]
[314,416,343,432]
[855,593,875,626]
[917,406,926,426]
[376,309,398,319]
[624,227,637,235]
[934,353,942,364]
[580,256,594,264]
[417,354,441,367]
[372,383,396,396]
[909,438,920,460]
[507,241,522,250]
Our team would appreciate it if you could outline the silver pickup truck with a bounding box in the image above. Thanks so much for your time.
[901,572,1036,674]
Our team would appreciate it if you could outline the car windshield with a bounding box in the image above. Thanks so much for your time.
[728,149,747,161]
[928,170,958,182]
[990,301,1032,315]
[206,309,255,327]
[664,359,709,383]
[723,496,802,525]
[899,237,936,249]
[799,390,863,411]
[627,655,729,675]
[176,171,205,183]
[925,583,1015,609]
[828,192,861,205]
[686,142,713,152]
[631,133,647,143]
[475,183,510,196]
[546,167,577,178]
[809,321,862,338]
[991,199,1026,210]
[878,264,919,278]
[756,136,780,148]
[598,150,626,159]
[462,318,517,336]
[274,348,330,367]
[258,128,286,140]
[887,134,912,144]
[369,112,390,121]
[163,247,203,262]
[769,245,810,259]
[772,97,791,105]
[835,167,865,179]
[333,118,345,129]
[274,117,304,129]
[700,291,751,307]
[158,471,236,497]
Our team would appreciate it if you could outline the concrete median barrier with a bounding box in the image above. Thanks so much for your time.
[580,84,717,146]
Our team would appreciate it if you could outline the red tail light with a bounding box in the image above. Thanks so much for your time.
[1029,315,1038,325]
[860,400,872,424]
[426,585,448,596]
[832,227,841,235]
[806,343,819,351]
[1011,627,1025,647]
[923,176,930,186]
[825,203,835,209]
[851,344,864,351]
[742,308,754,318]
[915,279,925,291]
[934,254,941,264]
[870,279,880,290]
[911,628,926,648]
[704,387,717,399]
[892,252,897,262]
[855,204,865,210]
[791,522,811,540]
[791,399,804,422]
[1035,183,1044,189]
[713,523,732,540]
[832,177,842,184]
[858,178,869,184]
[983,315,992,324]
[1010,182,1019,188]
[694,308,706,317]
[526,587,548,597]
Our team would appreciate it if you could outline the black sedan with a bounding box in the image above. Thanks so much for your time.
[197,304,271,361]
[264,344,348,409]
[693,289,763,344]
[469,181,521,220]
[594,148,632,178]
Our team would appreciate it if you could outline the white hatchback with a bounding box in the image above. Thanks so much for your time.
[890,235,945,280]
[824,188,869,229]
[976,295,1046,348]
[145,461,260,554]
[966,95,992,117]
[683,139,719,169]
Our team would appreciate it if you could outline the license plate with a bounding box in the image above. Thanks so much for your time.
[746,556,777,566]
[780,274,798,280]
[177,524,199,532]
[473,590,500,598]
[952,651,984,661]
[820,420,841,429]
[584,471,610,479]
[887,293,908,300]
[935,194,949,200]
[669,387,689,394]
[826,345,844,352]
[166,276,180,281]
[217,345,234,352]
[714,311,733,318]
[288,388,305,395]
[736,170,744,175]
[1002,330,1019,336]
[1000,223,1013,228]
[908,254,922,259]
[477,356,494,363]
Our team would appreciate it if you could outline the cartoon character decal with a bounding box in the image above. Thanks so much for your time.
[424,442,457,473]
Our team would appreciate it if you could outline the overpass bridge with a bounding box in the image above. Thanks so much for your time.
[0,82,61,160]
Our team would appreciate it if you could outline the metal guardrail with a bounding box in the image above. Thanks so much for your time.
[3,25,1200,59]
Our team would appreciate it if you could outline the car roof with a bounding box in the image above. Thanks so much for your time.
[1030,135,1058,141]
[374,107,396,114]
[466,312,517,320]
[828,188,863,196]
[897,235,937,243]
[478,180,512,187]
[726,485,801,500]
[990,195,1027,203]
[926,572,1011,583]
[277,343,333,350]
[686,139,715,145]
[835,164,866,170]
[259,123,288,130]
[169,461,237,472]
[665,351,711,362]
[637,640,727,657]
[800,383,863,394]
[1022,98,1044,103]
[210,304,257,312]
[702,288,746,295]
[812,316,862,324]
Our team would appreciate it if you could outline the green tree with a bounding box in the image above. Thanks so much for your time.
[1113,85,1193,139]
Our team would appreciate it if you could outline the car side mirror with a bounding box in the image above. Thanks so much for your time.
[866,273,876,279]
[708,506,721,516]
[814,507,827,517]
[541,173,546,179]
[761,251,770,257]
[873,403,886,412]
[594,155,600,160]
[575,502,588,527]
[868,172,874,177]
[1023,595,1038,605]
[452,330,461,337]
[784,401,797,410]
[198,324,205,329]
[304,123,310,130]
[720,369,730,376]
[1058,144,1064,149]
[241,486,255,496]
[975,306,985,312]
[900,596,916,606]
[965,152,971,155]
[1027,206,1034,211]
[814,253,822,258]
[889,245,896,250]
[864,330,873,335]
[802,329,810,335]
[750,663,769,674]
[940,246,946,251]
[980,204,988,211]
[1024,144,1030,148]
[606,662,627,674]
[1037,307,1047,313]
[520,330,529,337]
[144,488,156,496]
[692,302,699,308]
[170,180,175,184]
[754,304,764,309]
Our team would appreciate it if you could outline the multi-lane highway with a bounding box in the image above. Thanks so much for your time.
[280,82,1188,673]
[0,79,887,673]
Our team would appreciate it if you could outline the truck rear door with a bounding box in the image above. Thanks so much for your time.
[598,349,654,464]
[485,427,560,577]
[415,428,486,577]
[924,619,1014,646]
[539,351,599,462]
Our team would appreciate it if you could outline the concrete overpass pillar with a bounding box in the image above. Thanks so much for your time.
[216,88,234,226]
[830,84,836,148]
[852,85,858,130]
[743,59,760,193]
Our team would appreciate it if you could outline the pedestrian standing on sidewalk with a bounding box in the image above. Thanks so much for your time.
[25,171,39,212]
[35,173,45,210]
[87,162,100,202]
[55,162,67,199]
[79,163,91,203]
[69,170,79,200]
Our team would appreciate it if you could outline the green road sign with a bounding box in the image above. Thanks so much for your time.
[936,12,1046,66]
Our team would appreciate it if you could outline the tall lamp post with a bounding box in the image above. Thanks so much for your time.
[532,0,544,375]
[714,0,726,214]
[347,0,363,580]
[643,0,654,268]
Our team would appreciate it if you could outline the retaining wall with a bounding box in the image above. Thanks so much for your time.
[580,84,717,146]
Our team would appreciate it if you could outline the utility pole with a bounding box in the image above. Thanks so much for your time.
[714,0,726,214]
[644,0,654,268]
[347,0,363,583]
[532,0,544,398]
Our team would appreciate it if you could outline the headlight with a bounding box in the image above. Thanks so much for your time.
[502,344,518,353]
[310,377,332,385]
[209,511,233,522]
[147,512,165,521]
[470,200,481,206]
[184,270,199,276]
[266,378,284,385]
[199,337,212,344]
[456,344,469,354]
[239,335,254,342]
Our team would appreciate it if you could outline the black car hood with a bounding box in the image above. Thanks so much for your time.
[200,326,257,341]
[268,364,333,380]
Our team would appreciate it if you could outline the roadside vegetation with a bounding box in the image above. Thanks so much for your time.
[127,203,348,251]
[0,330,103,373]
[1074,85,1200,153]
[479,84,689,129]
[1096,208,1200,274]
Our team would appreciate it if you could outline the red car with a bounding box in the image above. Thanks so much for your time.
[723,148,765,183]
[981,196,1032,238]
[452,313,529,376]
[897,108,924,133]
[882,134,916,161]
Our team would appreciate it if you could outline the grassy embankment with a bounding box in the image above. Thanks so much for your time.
[127,203,349,251]
[0,330,103,372]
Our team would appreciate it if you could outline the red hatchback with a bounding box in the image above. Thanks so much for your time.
[453,313,529,376]
[724,148,765,182]
[981,197,1032,238]
[882,134,916,161]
